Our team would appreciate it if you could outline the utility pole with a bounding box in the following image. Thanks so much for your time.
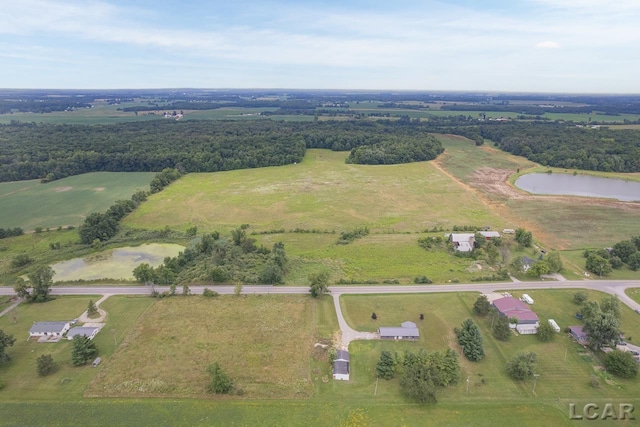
[466,376,470,394]
[532,374,540,395]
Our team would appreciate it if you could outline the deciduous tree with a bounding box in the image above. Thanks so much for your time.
[506,352,537,380]
[309,271,330,298]
[36,354,57,376]
[0,330,16,364]
[473,295,492,316]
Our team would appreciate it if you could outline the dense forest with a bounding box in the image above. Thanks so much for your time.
[0,120,445,182]
[346,134,443,165]
[480,123,640,172]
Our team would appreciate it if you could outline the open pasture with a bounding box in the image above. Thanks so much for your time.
[125,148,506,234]
[0,172,154,230]
[85,295,316,399]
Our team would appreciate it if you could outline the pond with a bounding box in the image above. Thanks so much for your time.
[51,243,184,281]
[515,173,640,201]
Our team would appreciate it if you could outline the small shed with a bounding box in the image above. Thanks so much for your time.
[92,357,102,367]
[569,326,588,344]
[333,350,350,381]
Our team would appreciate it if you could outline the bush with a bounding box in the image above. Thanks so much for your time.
[604,350,638,378]
[10,254,32,269]
[36,354,57,376]
[573,292,588,305]
[202,288,219,298]
[207,362,234,394]
[506,352,537,380]
[537,321,554,342]
[473,295,491,316]
[413,275,432,284]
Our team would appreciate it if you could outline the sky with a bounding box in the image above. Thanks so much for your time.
[0,0,639,93]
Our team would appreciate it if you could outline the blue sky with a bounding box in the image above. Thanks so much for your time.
[0,0,639,92]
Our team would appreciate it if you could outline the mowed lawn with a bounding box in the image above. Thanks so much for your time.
[0,296,153,401]
[0,172,154,230]
[338,290,640,404]
[125,148,506,234]
[86,295,316,399]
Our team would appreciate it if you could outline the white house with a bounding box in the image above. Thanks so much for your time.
[333,350,350,381]
[448,233,475,252]
[29,321,71,338]
[379,321,420,340]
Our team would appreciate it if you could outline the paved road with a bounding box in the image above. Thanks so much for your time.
[2,279,639,307]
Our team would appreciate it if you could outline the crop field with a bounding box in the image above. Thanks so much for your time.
[0,172,154,231]
[85,295,316,399]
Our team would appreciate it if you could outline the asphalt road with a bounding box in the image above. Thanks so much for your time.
[1,279,639,310]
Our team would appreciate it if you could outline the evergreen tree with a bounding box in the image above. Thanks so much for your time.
[492,315,511,341]
[376,350,397,379]
[71,335,98,366]
[456,319,485,361]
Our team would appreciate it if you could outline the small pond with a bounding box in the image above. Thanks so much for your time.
[51,243,184,281]
[515,173,640,201]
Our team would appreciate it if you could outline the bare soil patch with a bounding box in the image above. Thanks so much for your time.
[53,186,73,192]
[94,187,105,192]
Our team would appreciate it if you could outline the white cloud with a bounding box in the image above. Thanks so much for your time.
[535,41,561,49]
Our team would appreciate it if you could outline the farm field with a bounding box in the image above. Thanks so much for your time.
[85,295,315,399]
[0,172,154,231]
[125,148,506,234]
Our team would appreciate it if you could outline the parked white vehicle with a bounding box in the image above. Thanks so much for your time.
[548,319,560,332]
[521,294,534,304]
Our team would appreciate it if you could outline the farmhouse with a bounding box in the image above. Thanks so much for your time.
[448,231,501,252]
[569,326,588,344]
[379,321,420,340]
[520,256,537,272]
[492,297,539,330]
[333,350,350,381]
[28,321,72,338]
[67,326,100,340]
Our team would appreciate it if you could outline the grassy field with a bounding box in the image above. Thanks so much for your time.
[3,291,634,426]
[0,172,154,231]
[125,148,505,234]
[0,296,153,401]
[85,295,316,399]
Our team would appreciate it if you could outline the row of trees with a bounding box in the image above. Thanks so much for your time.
[480,122,640,172]
[0,227,23,240]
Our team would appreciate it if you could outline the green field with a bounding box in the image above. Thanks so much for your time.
[3,291,637,425]
[85,295,315,399]
[0,296,153,401]
[126,148,505,234]
[0,172,154,231]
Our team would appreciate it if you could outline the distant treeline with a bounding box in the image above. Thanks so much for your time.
[480,123,640,172]
[440,103,640,116]
[0,98,93,114]
[0,120,444,182]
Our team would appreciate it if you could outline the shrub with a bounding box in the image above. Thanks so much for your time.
[207,362,234,394]
[604,350,638,378]
[506,352,537,380]
[202,288,219,298]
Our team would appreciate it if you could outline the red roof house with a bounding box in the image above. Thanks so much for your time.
[492,297,539,325]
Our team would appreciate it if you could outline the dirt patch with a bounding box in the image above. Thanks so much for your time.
[470,168,525,201]
[53,186,73,192]
[94,187,105,192]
